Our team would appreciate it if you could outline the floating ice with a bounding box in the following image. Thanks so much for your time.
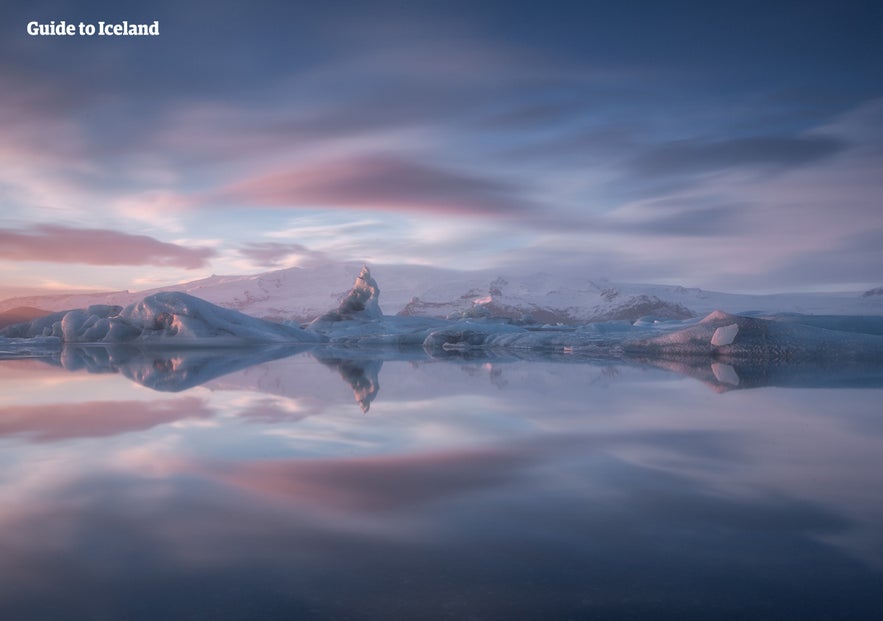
[1,292,323,346]
[711,323,739,346]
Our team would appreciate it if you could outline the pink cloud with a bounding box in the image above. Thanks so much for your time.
[0,397,213,442]
[0,225,215,269]
[217,155,530,217]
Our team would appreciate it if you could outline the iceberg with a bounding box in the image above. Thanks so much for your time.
[626,310,883,361]
[0,292,324,346]
[309,265,382,326]
[1,269,880,366]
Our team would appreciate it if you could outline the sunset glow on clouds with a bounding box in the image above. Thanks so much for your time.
[0,225,215,268]
[1,0,881,297]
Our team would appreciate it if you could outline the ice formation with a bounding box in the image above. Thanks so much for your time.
[1,268,881,363]
[626,311,883,361]
[4,261,880,324]
[0,292,323,346]
[711,323,739,346]
[308,265,383,327]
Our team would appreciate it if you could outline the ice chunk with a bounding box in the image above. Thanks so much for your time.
[309,265,383,327]
[711,323,739,346]
[337,265,382,319]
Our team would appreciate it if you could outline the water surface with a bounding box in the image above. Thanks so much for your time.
[1,347,882,620]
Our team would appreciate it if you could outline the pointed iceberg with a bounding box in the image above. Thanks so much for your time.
[310,265,383,327]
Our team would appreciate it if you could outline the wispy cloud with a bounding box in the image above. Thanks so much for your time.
[629,135,846,176]
[238,242,328,268]
[216,155,532,217]
[0,225,216,269]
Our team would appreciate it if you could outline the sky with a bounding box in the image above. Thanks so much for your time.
[0,0,881,298]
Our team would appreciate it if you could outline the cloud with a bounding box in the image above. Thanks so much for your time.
[237,242,328,267]
[216,155,532,217]
[743,229,883,289]
[0,225,216,269]
[0,397,213,442]
[626,204,745,237]
[629,135,846,176]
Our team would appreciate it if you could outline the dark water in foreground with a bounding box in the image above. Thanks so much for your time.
[1,347,882,620]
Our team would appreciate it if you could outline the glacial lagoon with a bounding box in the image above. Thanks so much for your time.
[1,346,882,620]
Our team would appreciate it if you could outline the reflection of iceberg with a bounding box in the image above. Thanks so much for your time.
[24,342,883,401]
[635,355,883,393]
[43,344,313,392]
[30,344,384,411]
[312,351,382,413]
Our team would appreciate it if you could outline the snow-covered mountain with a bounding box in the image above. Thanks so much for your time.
[1,262,881,323]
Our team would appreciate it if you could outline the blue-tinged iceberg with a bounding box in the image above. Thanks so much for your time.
[0,292,324,346]
[625,310,883,361]
[2,268,882,362]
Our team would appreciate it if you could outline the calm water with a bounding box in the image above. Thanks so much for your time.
[1,346,882,620]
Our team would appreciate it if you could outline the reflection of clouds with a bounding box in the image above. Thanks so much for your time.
[1,355,883,621]
[0,397,212,442]
[236,396,324,424]
[109,435,191,478]
[0,422,881,620]
[0,359,134,405]
[216,446,529,513]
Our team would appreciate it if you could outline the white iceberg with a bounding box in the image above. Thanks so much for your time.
[711,323,739,346]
